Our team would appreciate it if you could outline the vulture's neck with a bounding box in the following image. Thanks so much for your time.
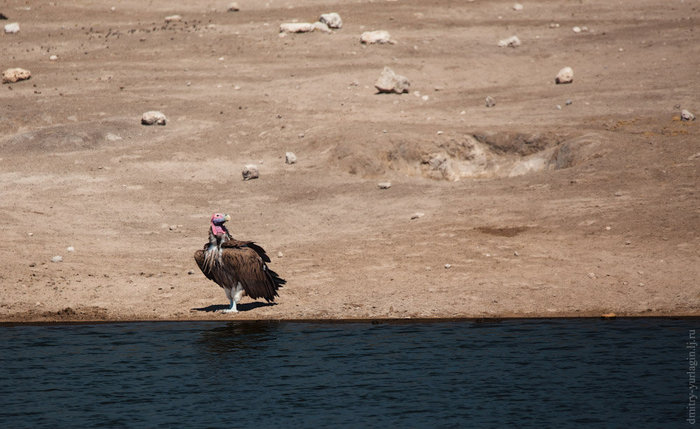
[208,226,231,248]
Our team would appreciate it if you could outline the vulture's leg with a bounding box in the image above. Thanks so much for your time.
[222,287,237,313]
[223,283,244,313]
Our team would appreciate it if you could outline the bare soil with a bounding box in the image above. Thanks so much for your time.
[1,0,698,322]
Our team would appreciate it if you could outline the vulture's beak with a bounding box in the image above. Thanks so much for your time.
[224,214,231,222]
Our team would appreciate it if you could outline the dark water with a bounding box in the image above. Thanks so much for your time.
[0,318,697,428]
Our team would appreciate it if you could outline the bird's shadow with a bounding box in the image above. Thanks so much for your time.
[191,302,277,313]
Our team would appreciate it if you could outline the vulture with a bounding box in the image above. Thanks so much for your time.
[194,213,285,313]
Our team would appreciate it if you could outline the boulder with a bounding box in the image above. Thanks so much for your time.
[141,111,167,125]
[280,22,331,33]
[681,109,695,121]
[242,164,259,180]
[555,66,574,84]
[319,13,342,29]
[498,35,521,47]
[374,67,410,94]
[360,30,394,44]
[285,152,297,164]
[4,22,19,33]
[2,67,31,84]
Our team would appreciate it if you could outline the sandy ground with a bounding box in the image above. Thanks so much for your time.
[1,0,698,322]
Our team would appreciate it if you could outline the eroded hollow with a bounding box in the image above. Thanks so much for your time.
[336,131,604,180]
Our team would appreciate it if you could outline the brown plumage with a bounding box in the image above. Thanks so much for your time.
[194,213,285,313]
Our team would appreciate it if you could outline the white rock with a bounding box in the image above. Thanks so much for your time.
[242,164,259,180]
[164,15,182,23]
[681,109,695,121]
[360,30,394,44]
[377,182,392,189]
[277,251,284,258]
[555,66,574,84]
[485,96,496,107]
[512,3,523,11]
[51,255,63,263]
[285,152,297,164]
[498,35,521,48]
[66,246,75,252]
[374,67,410,94]
[227,2,240,12]
[319,12,342,29]
[4,22,20,34]
[444,263,452,269]
[279,22,331,33]
[141,111,167,125]
[49,55,58,61]
[572,26,582,33]
[2,68,31,84]
[411,212,425,220]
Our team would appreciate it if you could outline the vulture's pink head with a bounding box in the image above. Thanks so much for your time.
[210,213,230,236]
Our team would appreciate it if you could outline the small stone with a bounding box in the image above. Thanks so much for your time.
[498,35,521,48]
[242,164,259,181]
[227,2,240,12]
[421,95,429,101]
[29,263,36,267]
[277,252,284,258]
[51,255,63,263]
[360,30,394,44]
[141,111,167,125]
[555,66,574,84]
[4,22,19,33]
[485,96,496,107]
[565,99,573,105]
[556,105,562,110]
[514,251,519,256]
[319,12,342,29]
[436,131,443,135]
[374,67,410,94]
[681,109,695,121]
[49,55,58,61]
[187,270,195,275]
[572,26,582,33]
[444,264,452,269]
[27,232,33,236]
[605,226,611,231]
[2,68,31,84]
[625,240,631,245]
[549,23,560,28]
[410,212,424,220]
[377,182,392,189]
[66,246,75,252]
[164,15,182,23]
[285,152,297,164]
[587,272,596,279]
[512,3,523,11]
[168,225,178,231]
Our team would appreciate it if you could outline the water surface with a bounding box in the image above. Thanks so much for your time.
[0,318,696,428]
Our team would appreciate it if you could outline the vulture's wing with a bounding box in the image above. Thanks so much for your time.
[221,246,284,302]
[223,239,271,262]
[193,249,215,281]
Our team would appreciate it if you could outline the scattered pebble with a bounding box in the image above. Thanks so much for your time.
[549,23,560,28]
[360,30,394,44]
[605,226,611,231]
[485,96,496,107]
[572,26,582,33]
[51,255,63,263]
[168,225,178,231]
[377,182,392,189]
[66,246,75,252]
[681,109,695,121]
[141,111,167,125]
[227,2,240,12]
[555,66,574,84]
[374,66,410,94]
[444,264,452,269]
[164,15,182,23]
[285,152,297,164]
[587,272,596,279]
[2,67,31,84]
[436,130,443,135]
[277,252,284,258]
[565,99,573,105]
[512,3,523,11]
[27,232,33,236]
[242,164,259,181]
[498,35,521,48]
[49,55,58,61]
[4,22,19,33]
[187,270,195,275]
[319,12,342,29]
[410,212,425,220]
